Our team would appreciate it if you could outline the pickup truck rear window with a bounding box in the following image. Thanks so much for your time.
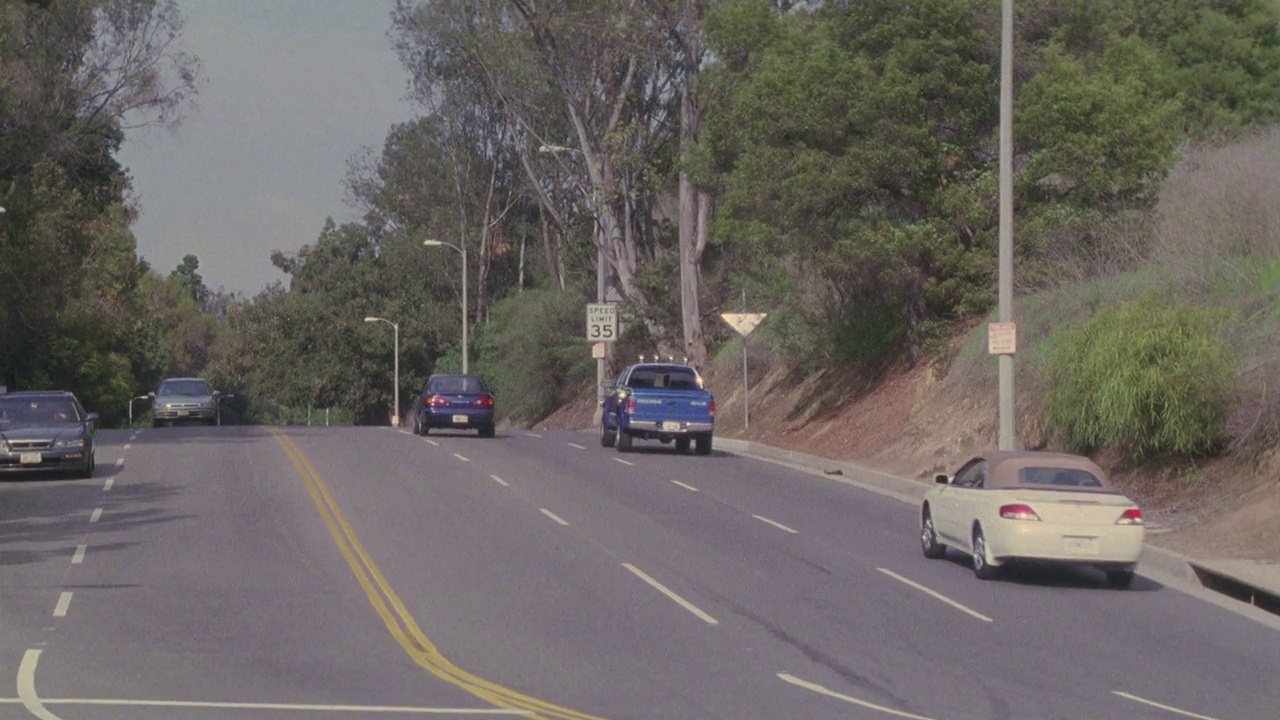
[626,367,701,390]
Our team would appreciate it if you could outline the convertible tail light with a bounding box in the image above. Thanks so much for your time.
[999,503,1041,521]
[1115,508,1144,525]
[475,395,494,407]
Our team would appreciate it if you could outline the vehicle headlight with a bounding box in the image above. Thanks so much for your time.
[55,437,86,448]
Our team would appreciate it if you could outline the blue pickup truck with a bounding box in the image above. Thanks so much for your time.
[600,362,716,454]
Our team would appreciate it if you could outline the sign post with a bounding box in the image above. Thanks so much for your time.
[721,312,767,430]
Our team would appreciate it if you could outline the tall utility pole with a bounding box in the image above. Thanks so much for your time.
[998,0,1017,451]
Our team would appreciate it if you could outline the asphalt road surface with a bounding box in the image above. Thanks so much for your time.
[2,425,1277,720]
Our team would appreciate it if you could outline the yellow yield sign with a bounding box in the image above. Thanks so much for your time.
[721,312,767,336]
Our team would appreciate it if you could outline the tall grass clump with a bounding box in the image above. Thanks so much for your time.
[1043,293,1235,460]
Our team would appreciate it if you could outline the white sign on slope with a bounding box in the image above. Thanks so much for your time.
[721,313,767,336]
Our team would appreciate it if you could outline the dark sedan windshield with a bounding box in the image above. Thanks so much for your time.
[0,397,80,428]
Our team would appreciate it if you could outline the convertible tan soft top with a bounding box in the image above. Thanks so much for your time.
[984,450,1114,492]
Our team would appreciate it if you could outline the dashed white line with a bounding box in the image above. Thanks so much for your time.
[53,593,73,618]
[71,545,86,565]
[670,480,700,492]
[539,509,570,526]
[567,442,586,450]
[1113,691,1223,720]
[452,453,470,462]
[876,568,993,622]
[612,458,634,466]
[778,673,938,719]
[489,475,509,487]
[752,515,798,534]
[102,478,114,491]
[123,444,132,450]
[623,563,718,625]
[423,438,440,446]
[89,508,102,523]
[525,432,543,438]
[113,458,124,469]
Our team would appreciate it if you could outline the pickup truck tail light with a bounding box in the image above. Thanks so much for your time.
[625,397,635,415]
[1115,508,1144,525]
[708,398,716,417]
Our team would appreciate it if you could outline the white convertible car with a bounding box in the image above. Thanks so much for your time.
[920,451,1145,587]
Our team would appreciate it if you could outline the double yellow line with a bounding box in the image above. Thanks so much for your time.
[272,430,609,720]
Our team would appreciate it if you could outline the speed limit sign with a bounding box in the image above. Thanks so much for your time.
[587,303,617,342]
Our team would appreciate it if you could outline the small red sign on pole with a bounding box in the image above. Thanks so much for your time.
[988,322,1017,355]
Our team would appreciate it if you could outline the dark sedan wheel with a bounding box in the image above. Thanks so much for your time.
[479,423,496,438]
[79,453,95,480]
[921,510,945,559]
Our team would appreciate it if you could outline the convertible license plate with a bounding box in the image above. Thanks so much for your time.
[1062,536,1098,554]
[20,452,42,465]
[661,421,682,431]
[452,414,469,424]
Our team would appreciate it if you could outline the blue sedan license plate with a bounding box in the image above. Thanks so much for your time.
[452,414,468,423]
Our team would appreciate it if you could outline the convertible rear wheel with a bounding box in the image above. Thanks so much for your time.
[1105,567,1136,589]
[972,526,999,580]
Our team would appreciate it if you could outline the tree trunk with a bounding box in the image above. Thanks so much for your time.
[677,0,708,365]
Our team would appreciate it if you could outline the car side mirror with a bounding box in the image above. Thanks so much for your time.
[934,473,951,485]
[147,392,156,400]
[213,390,222,398]
[86,412,100,424]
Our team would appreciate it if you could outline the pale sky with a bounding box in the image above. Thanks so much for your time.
[116,0,413,297]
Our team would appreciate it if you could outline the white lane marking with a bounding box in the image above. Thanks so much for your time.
[102,478,114,491]
[613,458,634,466]
[452,453,470,462]
[622,563,718,625]
[123,444,131,450]
[18,650,66,720]
[567,442,586,450]
[71,545,86,565]
[423,438,440,446]
[778,673,938,719]
[89,508,102,523]
[398,429,415,436]
[540,509,570,526]
[490,475,509,487]
[113,458,124,469]
[525,432,543,438]
[1113,691,1223,720]
[752,515,798,534]
[53,593,73,617]
[877,568,993,623]
[671,480,700,492]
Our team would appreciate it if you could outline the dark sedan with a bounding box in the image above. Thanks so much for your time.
[0,390,98,479]
[411,374,496,437]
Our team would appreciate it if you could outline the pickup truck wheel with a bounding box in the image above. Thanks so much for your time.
[600,422,616,447]
[616,430,633,452]
[674,437,690,454]
[694,434,712,455]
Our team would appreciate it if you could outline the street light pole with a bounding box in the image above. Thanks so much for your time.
[997,0,1017,451]
[364,316,400,426]
[423,240,468,374]
[128,394,148,427]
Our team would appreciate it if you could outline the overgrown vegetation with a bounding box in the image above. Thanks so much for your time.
[1042,295,1235,459]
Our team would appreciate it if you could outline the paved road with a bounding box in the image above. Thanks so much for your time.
[1,426,1276,720]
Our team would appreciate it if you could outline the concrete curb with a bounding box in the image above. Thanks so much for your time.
[715,436,1279,620]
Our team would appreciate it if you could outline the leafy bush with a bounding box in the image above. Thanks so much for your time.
[1043,294,1235,459]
